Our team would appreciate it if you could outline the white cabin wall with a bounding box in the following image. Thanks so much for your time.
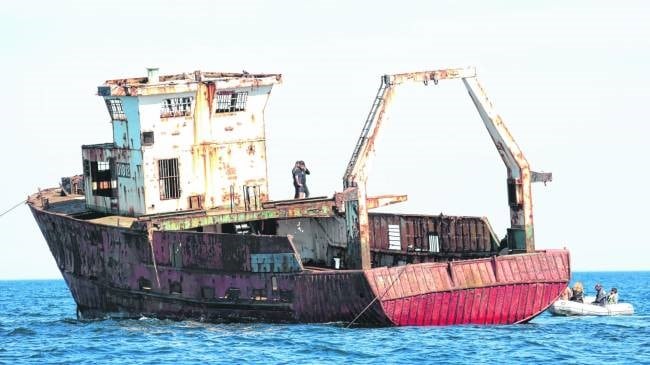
[138,93,196,213]
[136,85,273,214]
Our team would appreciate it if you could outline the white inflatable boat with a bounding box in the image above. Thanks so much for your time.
[548,296,634,316]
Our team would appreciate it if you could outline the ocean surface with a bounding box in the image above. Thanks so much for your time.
[1,272,649,364]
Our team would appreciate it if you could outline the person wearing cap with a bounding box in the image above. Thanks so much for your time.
[593,283,607,306]
[607,288,619,304]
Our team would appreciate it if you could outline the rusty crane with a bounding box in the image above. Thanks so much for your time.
[342,67,552,270]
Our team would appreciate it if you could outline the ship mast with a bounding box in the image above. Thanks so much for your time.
[342,67,551,269]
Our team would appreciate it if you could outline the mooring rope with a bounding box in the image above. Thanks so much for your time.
[0,199,27,219]
[346,264,410,328]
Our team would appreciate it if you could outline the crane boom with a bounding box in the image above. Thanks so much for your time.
[343,67,477,187]
[342,67,550,270]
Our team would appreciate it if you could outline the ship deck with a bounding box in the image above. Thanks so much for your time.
[27,187,340,229]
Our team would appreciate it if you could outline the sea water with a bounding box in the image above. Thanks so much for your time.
[1,272,649,364]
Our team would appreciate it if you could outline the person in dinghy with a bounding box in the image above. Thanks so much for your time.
[607,288,619,304]
[570,282,584,303]
[593,283,607,306]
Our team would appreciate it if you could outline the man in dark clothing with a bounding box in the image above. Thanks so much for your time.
[593,283,607,306]
[292,161,304,199]
[299,161,310,198]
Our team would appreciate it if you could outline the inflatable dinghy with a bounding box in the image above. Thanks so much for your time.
[548,296,634,316]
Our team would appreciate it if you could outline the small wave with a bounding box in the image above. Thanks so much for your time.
[91,326,110,334]
[60,317,82,325]
[34,317,87,326]
[6,327,36,336]
[124,315,169,323]
[601,322,639,330]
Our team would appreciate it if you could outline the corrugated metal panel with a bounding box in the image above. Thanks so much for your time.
[368,213,497,254]
[494,250,569,283]
[364,250,569,326]
[378,282,566,326]
[291,271,388,325]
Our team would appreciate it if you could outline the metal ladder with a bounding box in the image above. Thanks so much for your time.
[343,76,390,187]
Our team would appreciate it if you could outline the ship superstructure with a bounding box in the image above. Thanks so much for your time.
[84,69,281,216]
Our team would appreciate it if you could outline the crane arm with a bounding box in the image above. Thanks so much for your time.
[462,77,551,252]
[342,67,477,188]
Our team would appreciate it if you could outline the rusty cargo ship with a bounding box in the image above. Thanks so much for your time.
[28,67,569,326]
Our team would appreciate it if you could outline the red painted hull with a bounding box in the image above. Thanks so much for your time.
[365,252,570,325]
[379,283,566,325]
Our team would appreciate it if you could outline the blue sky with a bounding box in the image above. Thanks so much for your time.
[1,0,649,279]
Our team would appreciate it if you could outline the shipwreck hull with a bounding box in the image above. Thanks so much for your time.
[29,200,570,326]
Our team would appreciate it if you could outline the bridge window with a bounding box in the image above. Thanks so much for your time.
[105,98,126,120]
[160,96,193,118]
[215,91,248,113]
[158,158,181,200]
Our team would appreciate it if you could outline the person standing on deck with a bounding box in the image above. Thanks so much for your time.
[299,160,310,198]
[292,161,310,199]
[292,161,304,199]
